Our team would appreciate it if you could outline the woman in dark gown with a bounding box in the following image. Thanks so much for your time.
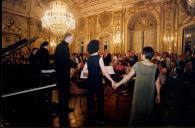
[82,40,115,124]
[113,47,161,126]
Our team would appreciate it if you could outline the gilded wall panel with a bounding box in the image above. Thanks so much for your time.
[98,11,112,29]
[144,29,157,49]
[2,12,28,48]
[2,11,52,52]
[132,30,142,52]
[73,0,194,54]
[75,17,90,53]
[88,16,97,39]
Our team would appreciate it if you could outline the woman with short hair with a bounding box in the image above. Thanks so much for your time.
[82,39,115,125]
[113,47,161,126]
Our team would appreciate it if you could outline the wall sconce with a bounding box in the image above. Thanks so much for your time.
[164,35,174,43]
[114,31,121,45]
[185,33,192,38]
[50,40,57,47]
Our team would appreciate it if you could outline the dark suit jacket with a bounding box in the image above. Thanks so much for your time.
[29,53,38,65]
[54,41,77,82]
[103,53,111,66]
[36,47,50,69]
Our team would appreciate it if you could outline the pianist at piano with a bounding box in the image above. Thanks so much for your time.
[36,41,50,70]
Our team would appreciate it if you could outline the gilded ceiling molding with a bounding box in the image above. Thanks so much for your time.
[179,0,195,28]
[78,18,86,32]
[128,11,157,30]
[98,11,112,29]
[180,16,195,27]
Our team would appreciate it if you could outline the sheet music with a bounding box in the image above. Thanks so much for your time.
[41,69,56,73]
[80,70,88,79]
[105,66,115,74]
[80,66,115,79]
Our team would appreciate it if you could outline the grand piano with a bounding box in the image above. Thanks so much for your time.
[1,37,57,127]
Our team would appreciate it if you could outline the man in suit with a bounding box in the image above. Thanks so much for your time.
[54,33,78,127]
[36,41,50,69]
[103,50,112,66]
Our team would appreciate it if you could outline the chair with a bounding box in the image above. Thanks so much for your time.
[70,80,87,114]
[114,79,135,123]
[70,69,87,116]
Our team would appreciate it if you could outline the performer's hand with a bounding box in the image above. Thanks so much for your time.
[112,81,116,85]
[155,95,160,103]
[112,82,118,89]
[121,74,126,78]
[111,82,115,88]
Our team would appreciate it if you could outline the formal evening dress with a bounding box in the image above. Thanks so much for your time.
[129,62,157,126]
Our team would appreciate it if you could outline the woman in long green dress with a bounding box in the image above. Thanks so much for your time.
[112,47,161,126]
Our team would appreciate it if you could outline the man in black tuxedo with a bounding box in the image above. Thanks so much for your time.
[54,33,78,127]
[103,50,111,66]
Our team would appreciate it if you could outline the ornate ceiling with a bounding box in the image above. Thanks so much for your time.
[2,0,77,19]
[2,0,166,18]
[2,0,194,20]
[71,0,164,16]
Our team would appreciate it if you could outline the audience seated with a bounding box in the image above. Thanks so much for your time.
[2,49,195,89]
[114,60,126,82]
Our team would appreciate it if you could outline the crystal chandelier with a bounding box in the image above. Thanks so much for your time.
[42,0,76,36]
[182,0,195,15]
[187,0,195,8]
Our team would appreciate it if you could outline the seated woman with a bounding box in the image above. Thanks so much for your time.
[125,62,132,74]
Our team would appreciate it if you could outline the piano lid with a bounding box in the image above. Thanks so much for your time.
[1,37,38,57]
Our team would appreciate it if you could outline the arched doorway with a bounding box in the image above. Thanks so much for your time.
[98,33,112,53]
[182,24,195,54]
[128,12,157,53]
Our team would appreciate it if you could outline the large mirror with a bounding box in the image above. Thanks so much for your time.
[183,24,195,54]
